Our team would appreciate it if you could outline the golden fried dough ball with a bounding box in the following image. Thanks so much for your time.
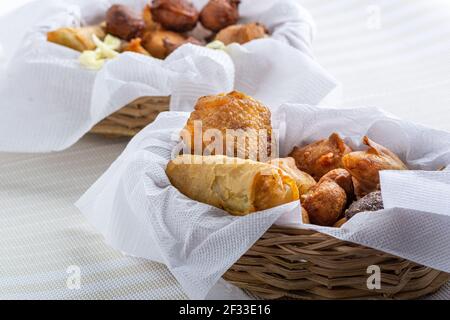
[269,158,316,195]
[215,22,268,45]
[301,180,347,227]
[318,168,354,201]
[342,136,407,198]
[150,0,199,32]
[143,5,160,31]
[142,30,186,59]
[182,91,273,161]
[106,4,145,41]
[289,133,352,181]
[200,0,240,32]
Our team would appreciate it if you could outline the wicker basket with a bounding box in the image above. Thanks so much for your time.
[90,96,170,137]
[224,226,449,300]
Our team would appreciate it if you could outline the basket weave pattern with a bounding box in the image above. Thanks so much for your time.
[90,96,170,137]
[224,226,449,300]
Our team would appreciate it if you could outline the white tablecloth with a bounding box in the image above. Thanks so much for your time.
[1,0,450,299]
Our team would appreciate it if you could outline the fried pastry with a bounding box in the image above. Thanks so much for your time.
[301,180,347,227]
[289,133,352,180]
[166,155,299,216]
[143,5,160,31]
[269,158,316,195]
[47,26,106,52]
[200,0,240,32]
[342,136,407,198]
[182,91,273,161]
[215,22,268,45]
[318,168,354,201]
[106,4,145,41]
[163,36,204,55]
[150,0,199,32]
[142,30,186,58]
[122,38,150,55]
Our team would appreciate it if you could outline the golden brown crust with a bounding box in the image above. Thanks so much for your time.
[183,91,273,160]
[215,22,267,45]
[342,136,408,198]
[166,155,299,216]
[122,38,150,55]
[301,207,310,224]
[301,180,347,227]
[47,26,105,52]
[333,217,347,228]
[269,158,316,195]
[199,0,240,32]
[318,168,354,201]
[150,0,199,32]
[106,4,145,41]
[289,133,352,180]
[141,29,186,58]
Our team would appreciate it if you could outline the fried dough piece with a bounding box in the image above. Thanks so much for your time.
[215,22,267,45]
[166,155,299,216]
[342,136,408,198]
[142,29,186,58]
[47,26,105,52]
[289,133,352,180]
[301,207,310,224]
[269,158,316,195]
[122,38,150,55]
[106,4,145,41]
[182,91,273,160]
[143,5,161,31]
[301,180,347,227]
[318,168,354,201]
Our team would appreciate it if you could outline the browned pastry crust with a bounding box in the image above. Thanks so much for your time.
[47,26,105,52]
[141,30,186,59]
[106,4,145,41]
[200,0,240,32]
[289,133,352,181]
[318,168,354,202]
[163,36,204,55]
[301,180,347,226]
[215,22,268,45]
[268,158,316,195]
[342,136,408,198]
[150,0,199,32]
[122,38,150,55]
[182,91,273,160]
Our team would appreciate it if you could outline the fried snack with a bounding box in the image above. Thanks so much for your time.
[150,0,199,32]
[106,4,145,41]
[301,207,310,224]
[47,26,106,52]
[164,36,204,55]
[142,30,186,59]
[182,91,273,160]
[215,22,267,45]
[301,180,347,226]
[166,155,299,216]
[200,0,240,32]
[318,168,354,201]
[342,136,408,198]
[345,191,384,220]
[289,133,352,181]
[122,38,150,56]
[143,5,160,31]
[269,158,316,195]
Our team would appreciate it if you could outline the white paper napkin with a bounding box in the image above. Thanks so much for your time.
[0,0,335,152]
[77,104,450,299]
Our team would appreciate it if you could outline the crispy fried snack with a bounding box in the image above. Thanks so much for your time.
[269,158,316,195]
[342,136,408,198]
[318,168,354,201]
[215,22,267,45]
[47,26,106,52]
[182,91,273,160]
[301,207,310,224]
[301,180,347,226]
[150,0,199,32]
[106,4,145,41]
[122,38,150,55]
[142,30,186,58]
[143,5,160,31]
[200,0,240,32]
[289,133,352,181]
[164,36,204,55]
[166,155,299,216]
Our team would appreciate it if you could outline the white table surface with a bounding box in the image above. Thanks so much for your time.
[1,0,450,299]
